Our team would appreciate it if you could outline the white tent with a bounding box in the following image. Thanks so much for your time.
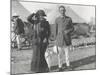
[12,0,95,24]
[89,17,96,25]
[19,1,86,24]
[46,6,86,24]
[12,0,30,21]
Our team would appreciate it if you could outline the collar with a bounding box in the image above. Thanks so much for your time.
[39,18,46,21]
[59,14,66,18]
[59,15,69,19]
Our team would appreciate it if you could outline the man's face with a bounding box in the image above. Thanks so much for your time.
[59,7,66,15]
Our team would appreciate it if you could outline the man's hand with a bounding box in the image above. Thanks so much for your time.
[64,28,74,35]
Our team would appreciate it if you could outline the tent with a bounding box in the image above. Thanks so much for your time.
[19,1,86,24]
[12,0,95,24]
[11,0,30,21]
[47,6,86,24]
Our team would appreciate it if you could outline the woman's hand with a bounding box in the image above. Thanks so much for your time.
[43,38,47,43]
[64,30,69,34]
[32,15,38,20]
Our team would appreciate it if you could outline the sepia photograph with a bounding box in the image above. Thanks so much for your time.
[11,0,96,74]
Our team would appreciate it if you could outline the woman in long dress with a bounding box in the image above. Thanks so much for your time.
[27,10,51,73]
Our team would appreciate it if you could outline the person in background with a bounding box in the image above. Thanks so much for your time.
[27,10,51,73]
[55,5,74,71]
[12,13,25,50]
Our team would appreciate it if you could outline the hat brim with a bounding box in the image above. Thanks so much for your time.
[36,13,46,16]
[36,10,47,16]
[43,14,46,16]
[13,15,19,17]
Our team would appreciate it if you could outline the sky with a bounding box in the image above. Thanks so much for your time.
[19,0,95,23]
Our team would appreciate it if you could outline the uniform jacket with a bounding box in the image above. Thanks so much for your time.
[55,16,74,47]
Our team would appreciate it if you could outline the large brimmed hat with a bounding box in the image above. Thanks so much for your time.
[36,10,46,16]
[12,13,19,17]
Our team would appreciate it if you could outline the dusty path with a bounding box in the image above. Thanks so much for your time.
[11,46,96,74]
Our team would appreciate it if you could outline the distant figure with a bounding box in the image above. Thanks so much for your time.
[12,13,25,50]
[55,6,74,71]
[27,10,51,73]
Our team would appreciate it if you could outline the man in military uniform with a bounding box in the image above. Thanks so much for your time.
[55,5,74,71]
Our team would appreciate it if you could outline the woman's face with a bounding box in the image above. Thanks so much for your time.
[13,17,18,21]
[39,15,44,20]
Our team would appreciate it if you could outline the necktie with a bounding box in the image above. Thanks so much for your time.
[62,16,65,22]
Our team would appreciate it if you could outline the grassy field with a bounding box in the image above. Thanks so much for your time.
[11,45,96,74]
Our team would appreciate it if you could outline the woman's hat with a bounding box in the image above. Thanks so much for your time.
[12,13,19,17]
[36,10,46,16]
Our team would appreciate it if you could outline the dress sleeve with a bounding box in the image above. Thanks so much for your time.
[46,21,51,38]
[27,13,35,24]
